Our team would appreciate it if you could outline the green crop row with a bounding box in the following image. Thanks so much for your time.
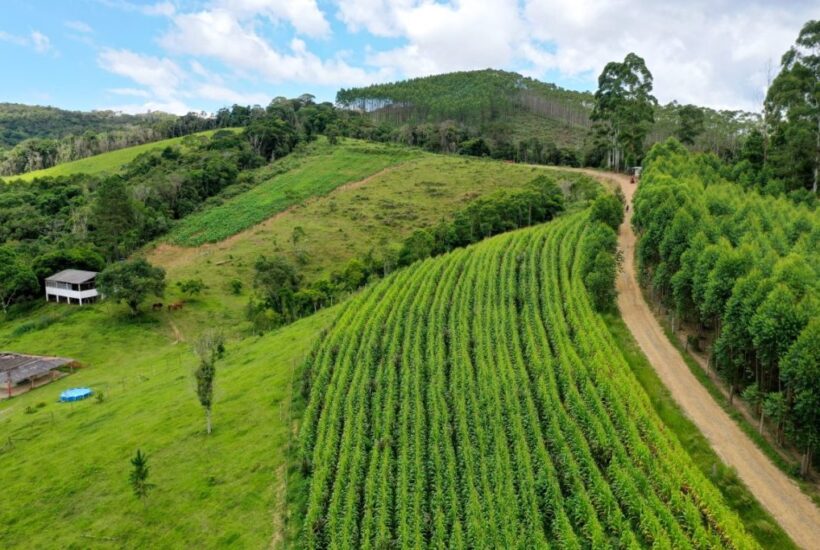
[296,212,759,548]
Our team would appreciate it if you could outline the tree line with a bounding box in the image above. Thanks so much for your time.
[633,138,818,476]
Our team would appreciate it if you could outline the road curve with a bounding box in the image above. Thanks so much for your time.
[594,170,820,549]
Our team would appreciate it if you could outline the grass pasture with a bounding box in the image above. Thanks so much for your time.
[167,139,421,246]
[0,302,337,548]
[147,150,597,335]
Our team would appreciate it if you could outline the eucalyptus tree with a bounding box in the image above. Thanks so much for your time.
[591,53,657,170]
[765,19,819,192]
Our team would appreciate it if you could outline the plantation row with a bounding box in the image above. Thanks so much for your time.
[633,139,818,472]
[295,212,758,548]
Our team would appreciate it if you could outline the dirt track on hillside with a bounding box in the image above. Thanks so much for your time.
[586,169,820,549]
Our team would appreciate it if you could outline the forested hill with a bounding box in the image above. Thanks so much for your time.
[338,69,593,130]
[0,103,174,148]
[337,69,758,160]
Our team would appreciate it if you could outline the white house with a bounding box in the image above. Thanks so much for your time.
[45,269,100,305]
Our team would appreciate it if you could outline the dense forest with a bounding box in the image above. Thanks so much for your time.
[633,138,818,474]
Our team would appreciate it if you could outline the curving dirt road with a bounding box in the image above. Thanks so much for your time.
[600,170,820,549]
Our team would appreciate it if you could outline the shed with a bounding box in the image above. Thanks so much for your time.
[45,269,100,305]
[0,352,74,397]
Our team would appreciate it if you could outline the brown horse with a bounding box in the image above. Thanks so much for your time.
[167,301,185,312]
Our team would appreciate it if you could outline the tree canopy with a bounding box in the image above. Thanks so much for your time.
[592,53,658,170]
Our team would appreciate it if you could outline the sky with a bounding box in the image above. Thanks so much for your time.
[0,0,815,115]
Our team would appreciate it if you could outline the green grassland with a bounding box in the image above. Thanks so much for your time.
[0,302,337,548]
[167,139,422,246]
[3,129,233,182]
[147,147,596,337]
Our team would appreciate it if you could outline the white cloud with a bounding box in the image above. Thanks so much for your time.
[65,20,93,33]
[0,31,28,47]
[97,48,272,114]
[520,0,817,110]
[0,30,55,54]
[363,0,523,77]
[87,0,815,113]
[107,87,151,98]
[160,8,383,86]
[98,48,183,99]
[30,31,52,54]
[215,0,331,38]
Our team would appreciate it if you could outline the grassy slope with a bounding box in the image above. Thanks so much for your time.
[3,129,232,182]
[146,145,590,337]
[168,139,421,246]
[0,304,337,548]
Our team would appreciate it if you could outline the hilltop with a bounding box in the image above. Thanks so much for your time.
[339,69,758,160]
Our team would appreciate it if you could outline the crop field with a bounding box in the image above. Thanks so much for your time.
[3,129,233,182]
[295,213,757,548]
[167,139,421,246]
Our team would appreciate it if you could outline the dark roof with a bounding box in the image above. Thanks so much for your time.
[0,352,74,385]
[45,269,98,284]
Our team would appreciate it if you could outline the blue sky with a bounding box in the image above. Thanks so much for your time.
[0,0,815,115]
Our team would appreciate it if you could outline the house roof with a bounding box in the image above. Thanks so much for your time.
[0,352,74,385]
[45,269,98,284]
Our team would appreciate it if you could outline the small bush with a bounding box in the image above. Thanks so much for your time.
[229,279,243,295]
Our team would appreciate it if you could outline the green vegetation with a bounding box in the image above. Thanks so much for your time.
[602,313,797,549]
[591,52,657,169]
[97,258,166,315]
[168,139,420,246]
[3,130,230,182]
[147,152,598,337]
[0,102,174,148]
[245,172,570,331]
[633,138,819,476]
[0,300,337,547]
[339,68,760,165]
[295,213,758,547]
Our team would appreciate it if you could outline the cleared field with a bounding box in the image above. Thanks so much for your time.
[0,302,336,548]
[295,213,758,548]
[147,151,595,336]
[3,129,233,182]
[167,139,421,246]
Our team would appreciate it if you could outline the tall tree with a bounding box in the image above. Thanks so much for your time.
[194,330,225,435]
[92,176,137,260]
[97,259,166,315]
[765,20,819,192]
[592,53,658,170]
[676,104,705,145]
[0,246,38,314]
[781,319,820,476]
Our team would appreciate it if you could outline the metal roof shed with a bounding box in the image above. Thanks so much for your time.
[0,352,74,390]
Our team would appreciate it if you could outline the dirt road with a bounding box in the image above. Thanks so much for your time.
[600,170,820,549]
